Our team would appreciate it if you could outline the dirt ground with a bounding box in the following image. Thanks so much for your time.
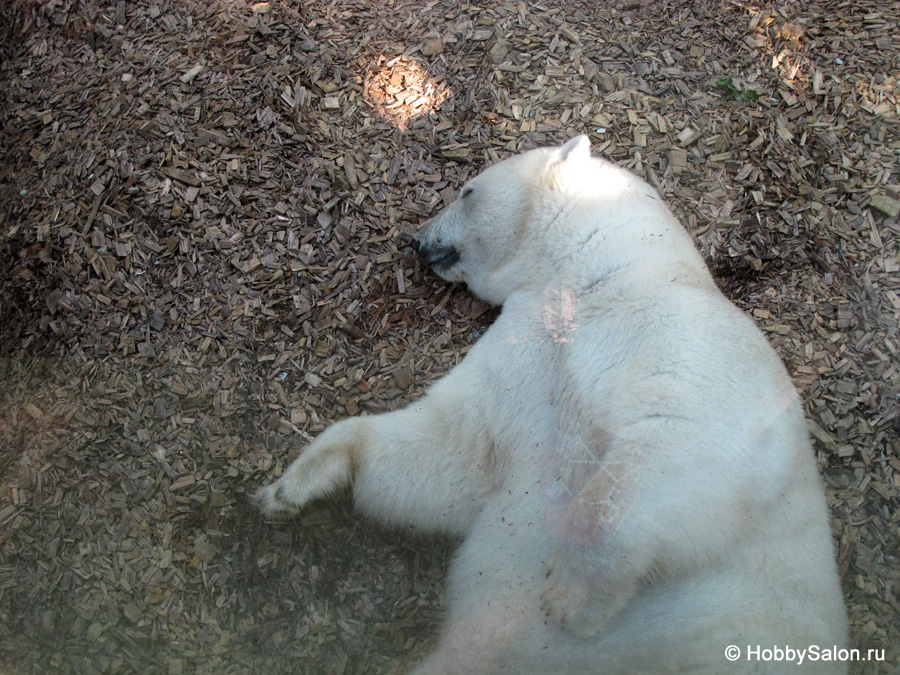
[1,0,898,673]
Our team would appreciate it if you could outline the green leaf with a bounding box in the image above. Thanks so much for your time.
[715,78,760,104]
[715,78,739,93]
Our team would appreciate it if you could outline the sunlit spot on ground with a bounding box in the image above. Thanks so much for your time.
[363,55,451,128]
[738,7,813,84]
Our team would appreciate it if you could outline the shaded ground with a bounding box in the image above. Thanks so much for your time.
[1,0,898,672]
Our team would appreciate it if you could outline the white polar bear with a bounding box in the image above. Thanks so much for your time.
[255,136,849,674]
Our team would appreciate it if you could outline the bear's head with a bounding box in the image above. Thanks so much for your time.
[412,135,632,305]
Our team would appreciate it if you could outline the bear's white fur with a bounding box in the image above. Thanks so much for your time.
[255,136,848,674]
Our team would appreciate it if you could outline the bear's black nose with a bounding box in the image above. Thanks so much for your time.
[410,237,420,252]
[417,244,460,269]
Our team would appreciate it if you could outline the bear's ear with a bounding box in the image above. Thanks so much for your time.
[557,135,592,164]
[547,135,593,192]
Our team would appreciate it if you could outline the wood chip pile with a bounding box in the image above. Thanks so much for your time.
[0,0,897,672]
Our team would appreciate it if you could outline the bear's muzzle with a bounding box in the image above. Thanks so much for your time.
[412,238,460,269]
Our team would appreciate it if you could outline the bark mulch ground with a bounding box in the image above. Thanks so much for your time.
[1,0,898,673]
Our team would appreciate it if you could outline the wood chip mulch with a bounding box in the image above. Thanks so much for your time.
[0,0,897,673]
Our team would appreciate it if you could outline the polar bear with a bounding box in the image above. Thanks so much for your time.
[255,136,849,674]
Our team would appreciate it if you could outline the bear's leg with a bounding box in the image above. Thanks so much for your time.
[540,544,639,638]
[253,416,369,514]
[254,379,498,534]
[537,428,759,639]
[407,510,555,675]
[538,445,650,638]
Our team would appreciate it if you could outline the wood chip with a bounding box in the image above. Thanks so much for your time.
[180,64,205,84]
[870,194,900,219]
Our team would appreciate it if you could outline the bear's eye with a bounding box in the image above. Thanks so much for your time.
[460,186,474,199]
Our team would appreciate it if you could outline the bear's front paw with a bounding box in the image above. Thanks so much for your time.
[253,427,359,517]
[540,557,634,638]
[541,565,602,638]
[253,481,302,517]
